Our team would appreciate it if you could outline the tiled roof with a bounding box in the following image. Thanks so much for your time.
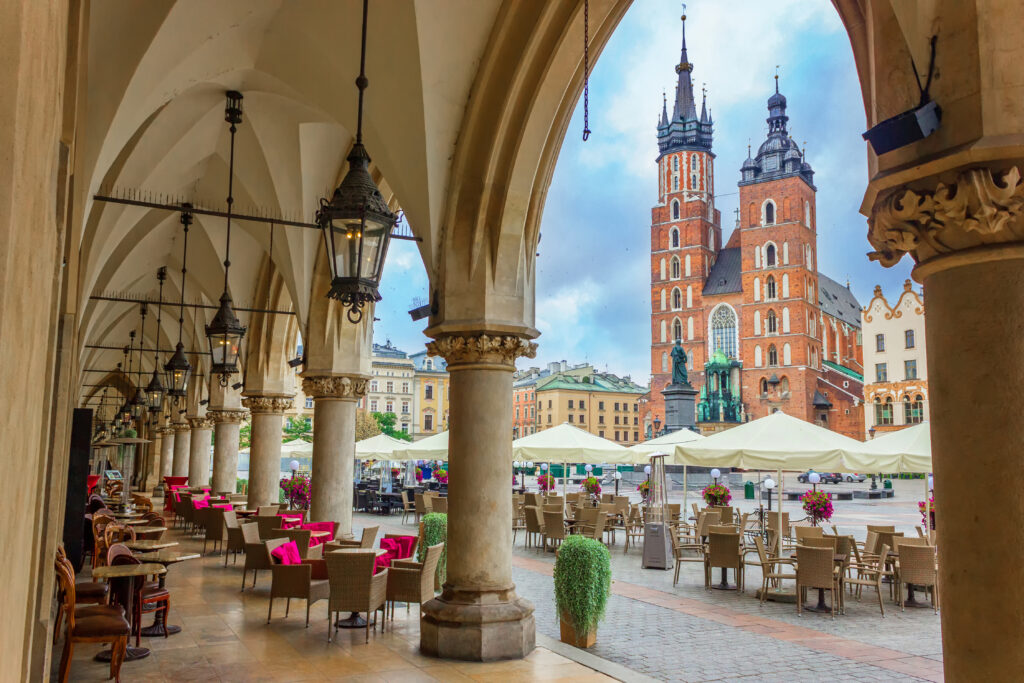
[823,359,863,382]
[536,371,647,395]
[817,273,862,328]
[703,248,742,295]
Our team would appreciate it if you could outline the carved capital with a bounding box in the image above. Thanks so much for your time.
[171,422,191,433]
[207,409,248,425]
[187,417,215,430]
[868,165,1024,271]
[242,396,293,414]
[301,374,368,399]
[426,333,537,369]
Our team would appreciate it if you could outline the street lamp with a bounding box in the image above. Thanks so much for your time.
[613,470,622,496]
[711,468,721,486]
[764,477,776,512]
[808,471,821,493]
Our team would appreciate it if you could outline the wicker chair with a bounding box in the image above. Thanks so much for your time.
[241,522,288,590]
[794,526,824,544]
[256,514,287,541]
[752,536,796,605]
[282,528,325,561]
[431,496,448,514]
[203,508,229,555]
[267,556,329,626]
[413,492,426,523]
[223,510,247,566]
[512,503,526,545]
[844,543,890,616]
[524,506,545,550]
[326,551,388,643]
[386,543,443,621]
[624,505,645,555]
[257,504,280,515]
[55,560,129,683]
[330,525,379,550]
[704,530,744,591]
[796,545,841,618]
[400,490,415,524]
[671,519,705,586]
[897,544,939,612]
[542,511,566,552]
[585,512,609,545]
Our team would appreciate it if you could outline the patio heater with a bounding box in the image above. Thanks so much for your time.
[613,470,621,496]
[642,453,673,570]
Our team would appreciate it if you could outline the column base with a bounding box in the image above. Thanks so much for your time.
[420,584,535,661]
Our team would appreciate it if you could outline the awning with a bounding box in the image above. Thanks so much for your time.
[627,428,705,462]
[355,433,408,460]
[512,423,632,464]
[858,422,931,472]
[390,430,449,462]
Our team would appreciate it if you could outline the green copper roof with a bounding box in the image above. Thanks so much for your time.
[823,359,863,382]
[536,371,647,395]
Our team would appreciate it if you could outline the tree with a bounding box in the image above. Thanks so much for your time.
[283,416,313,443]
[239,423,251,450]
[356,410,381,441]
[373,411,413,441]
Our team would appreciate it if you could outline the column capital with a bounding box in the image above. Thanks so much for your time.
[426,332,537,370]
[301,374,368,399]
[242,395,293,414]
[869,165,1024,279]
[207,409,248,424]
[187,416,215,430]
[171,422,191,433]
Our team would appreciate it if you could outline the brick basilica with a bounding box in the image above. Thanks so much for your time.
[641,11,864,440]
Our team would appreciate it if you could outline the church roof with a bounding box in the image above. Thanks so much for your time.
[656,11,712,155]
[738,79,815,189]
[817,272,862,328]
[702,248,742,295]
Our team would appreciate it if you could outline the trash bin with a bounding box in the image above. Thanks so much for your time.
[744,480,755,500]
[883,479,893,490]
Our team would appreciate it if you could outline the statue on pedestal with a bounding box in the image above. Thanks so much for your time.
[671,340,688,385]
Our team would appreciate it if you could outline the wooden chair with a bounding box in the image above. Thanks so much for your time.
[241,522,288,590]
[542,511,566,552]
[326,551,388,643]
[53,548,111,645]
[844,544,890,616]
[796,545,841,618]
[386,543,443,621]
[897,544,939,613]
[752,536,796,605]
[109,546,170,646]
[267,554,329,627]
[704,530,744,591]
[55,560,129,683]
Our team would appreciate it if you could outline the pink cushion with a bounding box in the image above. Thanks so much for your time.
[300,522,336,547]
[193,499,209,509]
[270,541,302,565]
[392,535,416,559]
[375,538,400,573]
[211,503,232,510]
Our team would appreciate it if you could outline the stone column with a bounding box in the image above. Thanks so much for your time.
[302,375,366,533]
[242,396,292,508]
[420,333,537,661]
[187,417,214,488]
[208,410,248,495]
[158,427,175,480]
[868,166,1024,680]
[171,422,191,478]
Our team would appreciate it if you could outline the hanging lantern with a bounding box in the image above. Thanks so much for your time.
[164,342,191,399]
[206,291,246,384]
[146,267,167,410]
[315,0,396,324]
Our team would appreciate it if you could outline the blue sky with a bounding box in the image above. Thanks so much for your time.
[372,0,914,383]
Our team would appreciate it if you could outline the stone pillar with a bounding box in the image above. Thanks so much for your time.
[187,417,214,488]
[171,422,190,478]
[868,166,1024,680]
[302,375,366,533]
[158,427,175,480]
[420,333,537,661]
[242,396,292,508]
[208,410,247,495]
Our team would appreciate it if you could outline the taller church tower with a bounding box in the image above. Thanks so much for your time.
[644,9,721,436]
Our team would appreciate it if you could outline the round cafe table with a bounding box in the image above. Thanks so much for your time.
[91,563,166,661]
[330,548,386,628]
[134,549,200,636]
[133,526,169,538]
[124,539,178,552]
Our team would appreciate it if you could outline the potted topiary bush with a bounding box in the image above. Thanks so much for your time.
[554,535,611,648]
[418,512,447,590]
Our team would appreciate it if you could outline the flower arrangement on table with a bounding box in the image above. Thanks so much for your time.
[434,468,449,485]
[800,490,833,524]
[636,480,650,500]
[918,497,935,529]
[581,476,602,499]
[538,473,555,492]
[391,467,400,478]
[415,467,424,483]
[279,474,311,510]
[702,483,731,507]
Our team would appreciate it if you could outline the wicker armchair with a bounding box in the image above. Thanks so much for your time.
[203,508,228,555]
[671,519,705,586]
[431,496,448,514]
[256,514,287,541]
[400,490,415,524]
[844,543,890,616]
[704,530,744,591]
[223,510,246,566]
[330,525,379,550]
[267,557,329,626]
[257,504,280,515]
[326,551,388,643]
[241,522,287,591]
[386,543,443,621]
[896,544,939,612]
[524,506,544,550]
[542,511,566,552]
[282,528,325,560]
[751,536,796,605]
[796,545,841,618]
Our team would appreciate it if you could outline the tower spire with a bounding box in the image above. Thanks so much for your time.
[673,4,698,121]
[700,84,708,123]
[661,91,669,127]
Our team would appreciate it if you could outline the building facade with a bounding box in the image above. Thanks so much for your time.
[534,367,646,445]
[862,281,928,437]
[512,361,588,437]
[410,351,450,439]
[357,341,416,436]
[643,12,864,439]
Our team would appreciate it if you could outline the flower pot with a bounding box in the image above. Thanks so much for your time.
[559,614,596,648]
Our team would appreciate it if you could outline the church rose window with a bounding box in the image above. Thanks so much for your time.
[710,305,738,359]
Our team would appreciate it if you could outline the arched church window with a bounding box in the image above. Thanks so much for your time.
[672,199,680,219]
[754,245,761,269]
[671,257,680,279]
[673,175,679,191]
[782,241,789,264]
[671,287,682,310]
[805,200,811,227]
[673,318,683,343]
[690,153,699,189]
[672,156,679,172]
[765,275,777,300]
[765,243,777,267]
[670,227,679,248]
[660,320,667,343]
[768,344,778,367]
[754,345,763,367]
[760,378,768,394]
[753,310,761,335]
[710,305,738,359]
[707,227,714,249]
[767,310,777,335]
[764,200,776,225]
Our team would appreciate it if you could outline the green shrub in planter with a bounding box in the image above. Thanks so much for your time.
[554,535,611,646]
[418,512,447,585]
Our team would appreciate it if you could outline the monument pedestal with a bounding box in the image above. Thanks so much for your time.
[662,382,698,433]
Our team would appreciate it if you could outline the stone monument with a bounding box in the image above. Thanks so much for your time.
[662,340,698,433]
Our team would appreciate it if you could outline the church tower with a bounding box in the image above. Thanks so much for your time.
[645,9,721,436]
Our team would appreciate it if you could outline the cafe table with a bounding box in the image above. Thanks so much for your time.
[329,548,386,628]
[790,552,847,613]
[124,539,178,552]
[111,511,144,519]
[133,526,168,538]
[91,563,167,660]
[133,549,201,636]
[235,509,258,517]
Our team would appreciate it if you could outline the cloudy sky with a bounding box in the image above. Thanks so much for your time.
[372,0,915,383]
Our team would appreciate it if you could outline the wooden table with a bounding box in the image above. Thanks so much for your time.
[111,512,144,519]
[311,530,332,540]
[328,548,386,628]
[123,518,150,525]
[133,526,168,537]
[90,563,167,661]
[133,550,200,636]
[124,539,178,551]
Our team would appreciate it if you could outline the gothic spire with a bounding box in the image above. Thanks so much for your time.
[700,85,708,123]
[673,8,698,121]
[661,91,669,127]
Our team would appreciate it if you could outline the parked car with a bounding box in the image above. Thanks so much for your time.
[797,470,842,484]
[841,473,867,483]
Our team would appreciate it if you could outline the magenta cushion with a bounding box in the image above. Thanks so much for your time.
[270,540,302,565]
[211,503,232,510]
[393,535,416,559]
[375,538,400,573]
[300,522,336,547]
[193,499,209,509]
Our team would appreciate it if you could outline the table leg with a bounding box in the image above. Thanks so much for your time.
[802,587,832,613]
[335,611,367,628]
[139,572,181,637]
[903,583,928,608]
[711,566,736,590]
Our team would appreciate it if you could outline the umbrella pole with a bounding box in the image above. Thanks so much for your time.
[924,474,931,544]
[776,468,783,556]
[682,466,688,517]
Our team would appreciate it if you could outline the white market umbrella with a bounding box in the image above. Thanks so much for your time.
[859,421,932,473]
[675,411,885,471]
[512,423,632,464]
[628,428,705,462]
[391,430,449,462]
[356,433,407,459]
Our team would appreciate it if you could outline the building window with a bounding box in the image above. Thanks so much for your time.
[579,400,585,410]
[764,200,776,225]
[875,334,885,352]
[670,228,679,248]
[754,345,762,367]
[753,310,761,335]
[765,276,777,300]
[634,416,638,425]
[425,384,433,400]
[385,400,394,413]
[760,377,768,394]
[905,329,915,348]
[599,431,605,438]
[304,397,314,409]
[401,401,409,414]
[765,243,776,267]
[904,360,918,380]
[370,400,378,412]
[402,382,410,393]
[780,376,790,394]
[614,431,620,441]
[907,395,925,424]
[671,257,680,279]
[568,399,574,409]
[548,400,552,409]
[768,344,778,367]
[875,363,887,382]
[875,397,894,426]
[767,310,778,335]
[686,285,693,308]
[614,402,619,411]
[401,423,409,433]
[673,318,682,343]
[579,414,585,424]
[782,343,791,365]
[684,254,691,277]
[672,199,680,219]
[710,304,738,359]
[568,414,574,423]
[599,401,604,410]
[385,381,394,392]
[547,414,552,424]
[598,415,604,424]
[672,288,682,310]
[370,380,378,392]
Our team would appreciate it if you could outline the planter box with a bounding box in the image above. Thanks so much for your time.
[559,616,596,648]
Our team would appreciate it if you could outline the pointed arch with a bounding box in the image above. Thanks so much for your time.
[782,273,790,298]
[767,309,778,335]
[671,199,680,220]
[670,227,680,249]
[754,345,763,367]
[782,307,790,333]
[660,258,666,280]
[686,285,693,308]
[672,317,683,343]
[762,199,776,225]
[765,275,777,300]
[660,289,666,311]
[764,242,777,267]
[768,344,779,367]
[753,310,761,336]
[687,316,694,340]
[754,277,761,302]
[660,320,667,343]
[754,245,761,269]
[782,241,789,264]
[670,256,680,279]
[671,287,682,310]
[708,303,739,359]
